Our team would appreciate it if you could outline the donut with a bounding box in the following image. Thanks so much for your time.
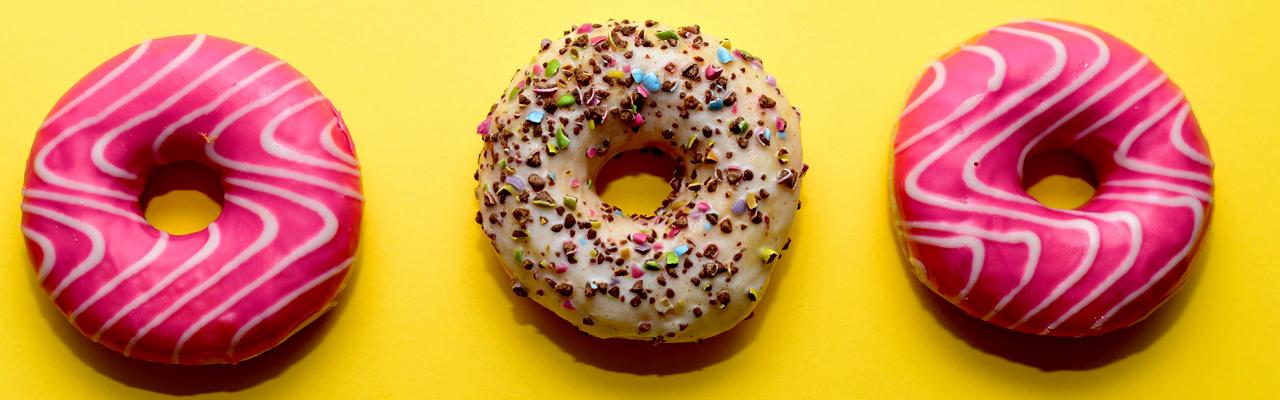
[891,20,1213,336]
[475,20,805,342]
[22,34,363,364]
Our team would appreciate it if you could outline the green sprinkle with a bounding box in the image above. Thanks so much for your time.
[508,86,520,101]
[737,120,750,133]
[497,183,517,196]
[656,30,677,41]
[644,260,661,271]
[547,141,558,154]
[514,248,524,263]
[555,126,570,149]
[556,94,576,107]
[665,251,679,266]
[546,59,560,77]
[563,195,578,210]
[760,247,780,264]
[498,159,507,169]
[532,199,555,207]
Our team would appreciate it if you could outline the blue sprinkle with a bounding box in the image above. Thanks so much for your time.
[548,172,556,181]
[763,128,773,140]
[526,110,545,123]
[614,209,623,216]
[716,47,734,64]
[674,245,689,256]
[579,237,587,246]
[703,221,713,230]
[630,68,645,84]
[779,130,788,140]
[643,72,661,92]
[709,99,724,111]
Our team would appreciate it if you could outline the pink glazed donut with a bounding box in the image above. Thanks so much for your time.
[22,34,362,364]
[891,20,1213,336]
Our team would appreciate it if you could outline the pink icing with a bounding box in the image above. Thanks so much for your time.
[22,34,362,364]
[892,20,1213,336]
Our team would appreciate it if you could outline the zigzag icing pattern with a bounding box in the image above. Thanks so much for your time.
[892,20,1213,336]
[23,35,362,364]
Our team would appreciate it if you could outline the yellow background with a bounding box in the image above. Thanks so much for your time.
[2,1,1277,398]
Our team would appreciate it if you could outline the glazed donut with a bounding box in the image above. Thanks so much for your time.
[892,20,1212,336]
[22,34,362,364]
[475,20,805,342]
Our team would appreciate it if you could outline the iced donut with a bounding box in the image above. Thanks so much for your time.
[22,34,363,364]
[892,20,1212,336]
[475,20,805,342]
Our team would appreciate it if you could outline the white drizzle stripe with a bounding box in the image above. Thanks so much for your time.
[1072,73,1168,141]
[894,95,986,154]
[228,257,352,356]
[151,60,287,157]
[23,189,146,223]
[319,118,359,166]
[35,35,206,201]
[21,227,57,281]
[1104,179,1213,202]
[172,178,338,362]
[1090,194,1204,330]
[900,62,946,118]
[207,77,311,141]
[260,96,361,176]
[91,45,256,180]
[906,222,1041,319]
[1115,95,1213,184]
[1169,104,1215,166]
[961,46,1006,92]
[97,224,221,343]
[906,235,984,300]
[1044,212,1142,332]
[127,195,278,357]
[70,234,169,323]
[42,41,153,129]
[22,204,106,301]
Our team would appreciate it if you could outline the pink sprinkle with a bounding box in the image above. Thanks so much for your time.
[775,117,787,131]
[697,202,710,211]
[653,243,664,251]
[705,65,722,80]
[516,80,526,89]
[665,228,681,238]
[571,178,581,188]
[631,113,645,127]
[590,36,607,46]
[561,300,575,310]
[632,232,648,243]
[636,85,650,97]
[532,64,544,75]
[733,49,745,59]
[766,75,777,86]
[586,148,598,158]
[555,263,568,273]
[732,104,739,114]
[623,64,633,73]
[476,118,491,135]
[577,23,594,34]
[630,265,644,278]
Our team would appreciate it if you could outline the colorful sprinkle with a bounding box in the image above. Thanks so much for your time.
[642,72,661,92]
[555,263,569,273]
[632,232,649,243]
[606,69,626,79]
[708,99,724,111]
[746,192,758,209]
[656,30,677,41]
[665,251,679,266]
[630,113,645,128]
[674,244,690,256]
[526,110,545,123]
[747,288,760,302]
[631,68,645,83]
[760,247,780,264]
[562,299,576,310]
[630,265,644,278]
[644,260,661,271]
[546,59,561,77]
[563,195,578,210]
[514,248,524,264]
[590,36,607,46]
[720,38,732,49]
[577,23,593,34]
[504,176,526,191]
[766,75,777,86]
[731,199,747,215]
[705,65,723,80]
[775,117,787,132]
[555,127,570,149]
[476,118,491,136]
[716,47,734,64]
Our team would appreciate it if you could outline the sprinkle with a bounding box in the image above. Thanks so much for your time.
[716,47,734,64]
[720,38,732,49]
[526,110,544,123]
[631,265,644,278]
[642,72,661,92]
[630,113,645,128]
[546,59,560,77]
[547,141,558,154]
[631,68,645,83]
[497,183,517,196]
[555,127,570,149]
[563,195,577,210]
[541,38,552,49]
[632,232,649,243]
[674,244,690,256]
[775,117,787,132]
[656,30,677,41]
[607,69,625,79]
[590,36,607,46]
[507,86,521,101]
[665,251,679,266]
[760,247,780,264]
[766,75,777,86]
[747,288,760,302]
[476,118,490,136]
[586,148,598,158]
[571,178,581,188]
[532,198,555,208]
[779,131,789,140]
[696,202,711,212]
[731,199,747,215]
[636,85,650,98]
[498,159,507,169]
[577,23,593,34]
[644,260,661,271]
[514,248,524,263]
[708,99,724,111]
[562,299,576,310]
[704,65,723,80]
[504,176,526,191]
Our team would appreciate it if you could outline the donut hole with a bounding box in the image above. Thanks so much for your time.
[1022,149,1097,210]
[594,148,678,215]
[139,161,224,235]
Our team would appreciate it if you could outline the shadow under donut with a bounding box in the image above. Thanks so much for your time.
[476,208,802,376]
[25,231,364,395]
[888,208,1208,371]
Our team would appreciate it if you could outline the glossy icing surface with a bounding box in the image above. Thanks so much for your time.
[892,20,1213,336]
[476,20,805,342]
[22,34,362,364]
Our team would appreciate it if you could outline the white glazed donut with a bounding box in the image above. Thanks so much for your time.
[475,20,805,342]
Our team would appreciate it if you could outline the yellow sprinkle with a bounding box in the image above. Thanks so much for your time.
[606,69,625,79]
[720,39,732,50]
[746,192,758,209]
